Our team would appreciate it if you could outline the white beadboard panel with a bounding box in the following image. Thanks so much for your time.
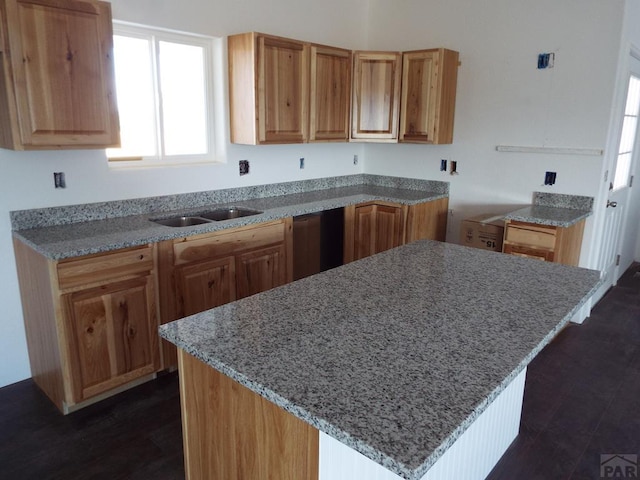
[421,367,526,480]
[318,367,527,480]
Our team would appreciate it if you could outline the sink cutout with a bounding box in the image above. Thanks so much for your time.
[199,207,262,221]
[150,207,262,227]
[151,216,211,227]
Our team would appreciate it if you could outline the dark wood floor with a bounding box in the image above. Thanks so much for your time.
[1,264,639,480]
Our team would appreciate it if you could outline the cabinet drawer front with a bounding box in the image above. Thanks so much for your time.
[174,221,286,265]
[505,224,556,249]
[504,244,555,262]
[57,246,154,290]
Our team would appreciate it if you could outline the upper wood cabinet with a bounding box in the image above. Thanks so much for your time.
[309,45,351,142]
[228,32,351,144]
[350,51,402,142]
[0,0,120,150]
[399,49,459,144]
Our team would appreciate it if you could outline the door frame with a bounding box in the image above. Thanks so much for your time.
[589,44,640,303]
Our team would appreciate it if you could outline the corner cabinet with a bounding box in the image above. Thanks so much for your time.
[0,0,120,150]
[399,49,459,144]
[228,32,351,144]
[344,197,449,263]
[350,51,402,142]
[157,219,293,367]
[13,241,159,414]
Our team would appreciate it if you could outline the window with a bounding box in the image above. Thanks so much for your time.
[107,22,217,166]
[612,75,640,190]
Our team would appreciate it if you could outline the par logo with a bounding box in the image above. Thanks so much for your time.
[601,454,638,479]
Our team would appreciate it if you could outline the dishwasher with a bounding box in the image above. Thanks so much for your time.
[293,208,344,280]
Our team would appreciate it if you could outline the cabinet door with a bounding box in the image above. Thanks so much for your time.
[309,45,351,142]
[1,0,119,149]
[347,203,405,262]
[236,244,287,299]
[405,198,449,243]
[258,36,308,143]
[176,256,236,316]
[63,275,159,402]
[399,49,459,145]
[351,51,401,141]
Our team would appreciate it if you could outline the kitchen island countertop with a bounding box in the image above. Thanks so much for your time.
[159,239,601,480]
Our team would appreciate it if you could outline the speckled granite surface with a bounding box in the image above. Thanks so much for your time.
[534,192,594,211]
[504,205,591,227]
[10,174,447,230]
[503,192,593,227]
[159,240,601,480]
[11,175,448,260]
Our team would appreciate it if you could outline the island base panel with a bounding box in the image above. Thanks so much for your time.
[177,349,319,480]
[318,368,526,480]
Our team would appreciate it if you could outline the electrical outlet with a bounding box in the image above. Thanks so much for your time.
[537,52,555,69]
[299,157,305,169]
[544,171,557,185]
[353,155,358,165]
[440,159,447,172]
[239,160,249,176]
[53,172,66,188]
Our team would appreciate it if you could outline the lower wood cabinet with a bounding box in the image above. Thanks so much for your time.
[158,219,293,367]
[13,240,160,413]
[343,197,449,263]
[502,219,585,266]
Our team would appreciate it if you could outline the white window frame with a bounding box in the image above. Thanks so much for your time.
[108,21,219,168]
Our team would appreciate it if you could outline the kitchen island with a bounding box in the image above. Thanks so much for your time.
[162,239,600,480]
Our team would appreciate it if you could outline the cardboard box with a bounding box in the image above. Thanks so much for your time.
[460,214,505,252]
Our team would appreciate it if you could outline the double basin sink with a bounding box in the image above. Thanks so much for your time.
[150,207,263,227]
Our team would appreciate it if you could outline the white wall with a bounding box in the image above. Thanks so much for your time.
[0,0,368,387]
[364,0,625,264]
[0,0,630,388]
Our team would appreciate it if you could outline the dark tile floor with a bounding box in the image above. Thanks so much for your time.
[1,264,639,480]
[488,263,640,480]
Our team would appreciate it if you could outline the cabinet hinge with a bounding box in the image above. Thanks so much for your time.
[616,254,621,266]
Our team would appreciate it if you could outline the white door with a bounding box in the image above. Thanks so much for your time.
[597,54,640,296]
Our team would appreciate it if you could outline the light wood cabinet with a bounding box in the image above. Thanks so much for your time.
[13,241,159,413]
[502,219,585,266]
[350,51,402,142]
[346,202,405,261]
[228,32,351,144]
[399,49,459,144]
[309,44,352,142]
[351,49,459,144]
[158,219,293,367]
[0,0,119,150]
[344,198,449,263]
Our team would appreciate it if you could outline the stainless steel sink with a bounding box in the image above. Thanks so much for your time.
[199,207,262,221]
[150,207,263,227]
[152,216,211,227]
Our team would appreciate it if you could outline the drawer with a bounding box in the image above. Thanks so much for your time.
[504,223,557,249]
[57,245,154,291]
[173,220,286,265]
[503,243,555,262]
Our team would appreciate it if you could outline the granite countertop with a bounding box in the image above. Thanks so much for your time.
[12,177,447,260]
[503,204,592,227]
[503,191,594,227]
[159,240,601,480]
